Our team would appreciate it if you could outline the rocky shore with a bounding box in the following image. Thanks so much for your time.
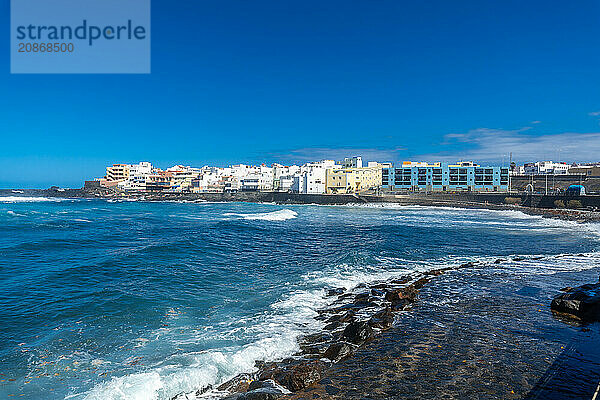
[18,188,600,223]
[4,188,600,222]
[170,262,480,400]
[551,279,600,321]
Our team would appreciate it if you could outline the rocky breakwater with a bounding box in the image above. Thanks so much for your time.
[551,278,600,321]
[170,263,478,400]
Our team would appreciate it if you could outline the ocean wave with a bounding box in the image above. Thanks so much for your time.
[223,209,298,221]
[34,250,600,400]
[0,196,67,203]
[70,270,331,400]
[7,210,25,216]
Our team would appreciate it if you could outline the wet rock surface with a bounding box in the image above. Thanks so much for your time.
[281,255,600,400]
[551,280,600,321]
[171,255,600,400]
[179,262,480,400]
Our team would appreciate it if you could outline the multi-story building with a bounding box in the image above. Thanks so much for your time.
[339,156,363,169]
[118,162,154,191]
[381,161,509,192]
[273,164,301,191]
[522,161,569,175]
[325,166,382,194]
[166,165,201,191]
[105,164,130,182]
[291,160,337,194]
[568,164,600,177]
[240,173,273,191]
[146,171,172,192]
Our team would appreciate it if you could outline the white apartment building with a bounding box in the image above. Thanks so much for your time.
[523,161,570,175]
[116,162,153,191]
[291,160,338,194]
[273,164,301,191]
[340,156,363,169]
[240,172,274,191]
[230,164,275,191]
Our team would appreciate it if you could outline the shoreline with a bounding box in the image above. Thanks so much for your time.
[3,193,600,399]
[3,188,599,223]
[171,253,600,400]
[171,262,475,400]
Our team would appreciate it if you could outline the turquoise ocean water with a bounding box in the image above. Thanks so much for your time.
[1,197,599,399]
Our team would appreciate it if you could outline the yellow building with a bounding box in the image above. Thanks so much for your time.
[325,167,382,194]
[106,164,130,182]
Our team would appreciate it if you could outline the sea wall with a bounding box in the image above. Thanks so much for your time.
[406,192,600,209]
[142,191,382,205]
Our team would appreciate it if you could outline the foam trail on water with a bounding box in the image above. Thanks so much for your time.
[7,210,25,216]
[0,196,67,203]
[223,209,297,221]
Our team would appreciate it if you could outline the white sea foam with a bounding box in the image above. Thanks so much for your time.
[223,209,298,221]
[7,210,25,216]
[63,204,600,400]
[70,278,329,400]
[0,196,66,203]
[59,248,600,400]
[68,371,164,400]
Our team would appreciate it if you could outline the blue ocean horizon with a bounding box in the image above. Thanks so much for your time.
[1,197,599,399]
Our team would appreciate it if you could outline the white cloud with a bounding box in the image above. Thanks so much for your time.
[413,128,600,164]
[588,111,600,116]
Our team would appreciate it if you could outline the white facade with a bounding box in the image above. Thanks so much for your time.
[290,160,338,194]
[273,164,301,191]
[118,162,153,191]
[240,172,274,191]
[523,161,570,175]
[340,156,363,169]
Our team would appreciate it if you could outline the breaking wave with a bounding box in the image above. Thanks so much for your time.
[223,209,298,221]
[0,196,66,203]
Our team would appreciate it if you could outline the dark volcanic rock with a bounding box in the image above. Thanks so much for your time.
[425,267,452,276]
[388,276,411,285]
[299,343,328,356]
[323,321,343,331]
[368,307,395,330]
[342,321,374,345]
[323,342,353,362]
[229,380,287,400]
[217,373,253,393]
[385,286,418,303]
[170,385,213,400]
[326,288,345,296]
[352,299,379,308]
[370,288,386,297]
[390,298,411,311]
[300,332,333,345]
[266,360,325,392]
[411,277,430,289]
[551,282,600,321]
[355,292,370,300]
[327,310,355,324]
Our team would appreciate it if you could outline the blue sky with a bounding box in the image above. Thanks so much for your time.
[2,0,600,187]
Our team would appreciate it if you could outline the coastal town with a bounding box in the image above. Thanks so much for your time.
[86,157,600,195]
